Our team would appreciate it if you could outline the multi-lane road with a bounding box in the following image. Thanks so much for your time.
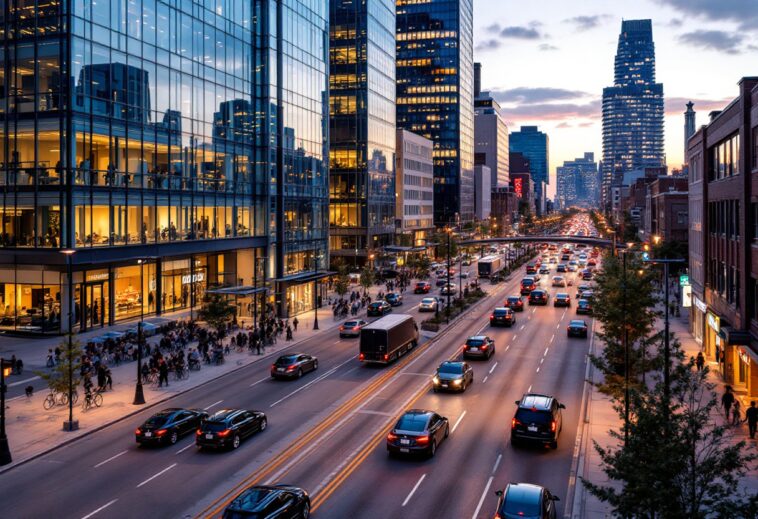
[1,248,597,519]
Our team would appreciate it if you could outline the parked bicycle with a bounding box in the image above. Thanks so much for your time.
[43,390,78,410]
[81,390,103,412]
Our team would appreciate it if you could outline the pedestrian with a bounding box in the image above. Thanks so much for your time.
[158,358,169,387]
[105,367,113,390]
[286,325,293,341]
[745,401,758,439]
[46,349,55,368]
[732,400,742,427]
[696,352,705,372]
[292,316,299,332]
[15,358,23,375]
[722,386,735,421]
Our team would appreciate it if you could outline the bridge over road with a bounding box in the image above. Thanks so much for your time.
[459,235,617,249]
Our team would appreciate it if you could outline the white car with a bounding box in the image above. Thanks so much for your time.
[552,276,567,287]
[440,283,457,295]
[419,297,440,312]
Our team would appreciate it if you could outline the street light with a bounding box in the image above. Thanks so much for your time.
[0,357,12,465]
[652,234,661,245]
[313,252,322,331]
[445,226,452,324]
[133,258,148,405]
[60,249,79,431]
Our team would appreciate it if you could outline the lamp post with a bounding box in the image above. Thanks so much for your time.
[313,252,322,331]
[0,357,12,465]
[446,226,452,324]
[133,258,147,405]
[60,249,78,431]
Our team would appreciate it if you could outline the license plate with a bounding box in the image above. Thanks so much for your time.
[400,439,410,445]
[441,384,448,388]
[470,347,478,351]
[144,432,152,438]
[400,448,410,453]
[528,426,538,432]
[277,368,285,372]
[205,434,214,439]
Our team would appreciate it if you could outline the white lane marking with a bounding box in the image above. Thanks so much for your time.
[550,334,555,343]
[7,375,40,388]
[203,400,223,411]
[472,476,495,519]
[531,308,536,314]
[483,375,489,383]
[536,367,540,373]
[175,443,195,455]
[249,376,269,388]
[540,358,544,365]
[505,345,510,352]
[402,474,427,507]
[512,334,518,341]
[562,310,567,320]
[492,453,503,475]
[519,324,525,330]
[136,463,177,488]
[269,356,352,408]
[556,323,561,329]
[527,384,532,393]
[332,340,342,345]
[80,499,118,519]
[544,347,549,356]
[451,410,467,434]
[94,450,127,468]
[489,362,498,374]
[357,409,395,417]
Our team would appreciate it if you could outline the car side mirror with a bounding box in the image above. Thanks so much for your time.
[495,490,503,497]
[552,495,560,501]
[558,403,566,409]
[515,400,520,405]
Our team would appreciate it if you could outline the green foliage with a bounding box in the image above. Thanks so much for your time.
[622,211,639,243]
[37,336,82,395]
[198,294,236,331]
[333,265,350,298]
[432,230,458,260]
[359,265,375,294]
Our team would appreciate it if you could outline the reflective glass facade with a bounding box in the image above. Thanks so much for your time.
[396,0,474,225]
[509,126,548,213]
[601,19,664,210]
[329,0,395,265]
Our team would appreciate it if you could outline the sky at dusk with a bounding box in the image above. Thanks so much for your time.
[473,0,758,198]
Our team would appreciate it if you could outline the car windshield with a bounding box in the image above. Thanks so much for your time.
[515,409,552,424]
[226,487,275,515]
[369,302,381,308]
[570,320,586,327]
[494,309,508,316]
[422,298,435,304]
[507,297,520,303]
[438,363,463,374]
[503,487,541,516]
[531,291,544,296]
[396,414,429,432]
[276,355,299,365]
[466,339,484,346]
[203,421,229,432]
[578,300,590,306]
[557,293,568,298]
[344,321,360,327]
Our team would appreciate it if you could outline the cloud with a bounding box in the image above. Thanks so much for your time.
[555,122,573,129]
[577,122,595,128]
[498,100,603,121]
[678,30,745,54]
[664,96,734,116]
[564,14,612,31]
[475,39,502,52]
[493,87,591,104]
[499,25,541,40]
[539,43,559,51]
[485,23,502,34]
[667,18,683,28]
[656,0,758,31]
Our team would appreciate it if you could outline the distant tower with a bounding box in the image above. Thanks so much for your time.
[684,101,696,162]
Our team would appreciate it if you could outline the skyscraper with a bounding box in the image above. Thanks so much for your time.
[509,126,549,214]
[396,0,475,225]
[329,0,396,265]
[556,153,599,209]
[601,19,665,211]
[474,63,510,188]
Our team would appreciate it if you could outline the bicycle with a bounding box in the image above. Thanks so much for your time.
[81,390,103,412]
[43,390,78,410]
[173,365,189,381]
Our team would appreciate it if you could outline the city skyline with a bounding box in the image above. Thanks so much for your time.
[473,0,758,198]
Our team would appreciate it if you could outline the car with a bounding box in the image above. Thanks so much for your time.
[553,293,571,307]
[525,264,537,275]
[567,319,589,337]
[419,297,440,312]
[520,278,536,295]
[460,271,471,279]
[222,485,311,519]
[566,264,577,272]
[414,281,432,294]
[528,290,548,305]
[196,409,267,450]
[511,393,565,449]
[588,258,597,266]
[561,254,570,261]
[577,284,592,295]
[341,316,369,336]
[504,295,524,311]
[367,300,392,316]
[432,361,474,392]
[385,292,403,306]
[576,299,593,315]
[271,353,318,379]
[435,278,447,287]
[435,268,447,277]
[548,257,557,264]
[463,335,496,359]
[539,267,550,275]
[551,276,566,287]
[387,409,449,457]
[440,283,457,295]
[490,307,516,327]
[556,264,567,273]
[581,290,595,302]
[531,273,542,283]
[568,260,578,267]
[494,482,560,519]
[136,408,209,446]
[581,269,593,280]
[461,258,472,266]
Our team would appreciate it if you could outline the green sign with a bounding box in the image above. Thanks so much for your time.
[679,274,690,287]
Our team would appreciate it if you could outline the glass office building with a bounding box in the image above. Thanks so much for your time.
[601,19,664,210]
[509,126,549,215]
[329,0,395,266]
[0,1,327,333]
[396,0,475,225]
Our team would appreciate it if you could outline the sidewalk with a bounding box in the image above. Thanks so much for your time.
[573,310,758,518]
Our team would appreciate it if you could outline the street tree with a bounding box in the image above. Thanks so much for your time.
[38,335,82,396]
[333,266,350,299]
[198,293,236,331]
[359,265,375,295]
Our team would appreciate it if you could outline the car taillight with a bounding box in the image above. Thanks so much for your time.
[481,344,488,349]
[287,364,297,371]
[511,418,520,429]
[135,428,142,435]
[490,314,494,319]
[359,353,365,361]
[156,429,167,436]
[217,429,232,437]
[383,354,389,361]
[551,421,557,432]
[271,364,277,369]
[353,326,360,330]
[196,428,202,435]
[339,326,345,331]
[387,432,398,442]
[415,435,430,445]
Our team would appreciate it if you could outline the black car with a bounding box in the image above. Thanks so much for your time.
[581,269,593,280]
[196,409,267,450]
[494,482,559,519]
[367,300,391,316]
[556,264,567,273]
[270,353,318,379]
[435,278,447,287]
[504,295,525,311]
[463,335,495,359]
[553,293,570,307]
[385,292,403,306]
[511,394,565,449]
[136,408,208,446]
[567,319,588,338]
[576,299,593,315]
[432,361,474,392]
[223,485,310,519]
[387,409,449,458]
[520,278,536,295]
[490,307,516,327]
[528,290,548,305]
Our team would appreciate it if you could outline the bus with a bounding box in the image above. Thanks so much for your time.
[359,314,419,364]
[478,255,504,279]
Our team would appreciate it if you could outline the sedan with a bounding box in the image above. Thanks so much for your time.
[576,299,593,315]
[385,292,403,306]
[528,290,548,305]
[414,282,431,294]
[136,408,208,446]
[556,264,567,273]
[367,300,391,316]
[223,485,310,519]
[387,409,449,458]
[271,353,318,379]
[494,482,560,519]
[490,307,516,327]
[440,283,457,296]
[581,269,593,280]
[196,409,267,450]
[551,276,566,287]
[419,297,440,312]
[339,319,368,338]
[567,319,589,338]
[432,361,474,392]
[539,267,550,275]
[553,293,571,307]
[504,295,524,311]
[463,335,495,359]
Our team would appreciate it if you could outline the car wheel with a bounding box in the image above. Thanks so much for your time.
[301,500,310,519]
[232,434,240,449]
[429,440,437,458]
[313,360,318,371]
[444,424,450,438]
[297,368,303,378]
[169,431,178,445]
[550,440,558,450]
[259,418,267,431]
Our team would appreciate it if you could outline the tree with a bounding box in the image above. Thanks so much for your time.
[359,265,375,295]
[38,336,82,395]
[333,265,350,299]
[622,211,639,243]
[198,293,236,331]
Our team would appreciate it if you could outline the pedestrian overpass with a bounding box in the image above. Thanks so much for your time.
[459,235,617,249]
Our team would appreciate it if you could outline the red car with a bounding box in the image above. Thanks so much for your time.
[414,282,431,294]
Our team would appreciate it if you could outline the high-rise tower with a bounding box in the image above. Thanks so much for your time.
[684,101,696,162]
[601,19,665,211]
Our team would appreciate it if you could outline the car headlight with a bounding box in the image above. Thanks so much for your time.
[452,379,462,385]
[433,376,440,385]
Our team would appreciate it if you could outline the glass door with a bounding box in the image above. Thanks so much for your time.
[84,282,108,329]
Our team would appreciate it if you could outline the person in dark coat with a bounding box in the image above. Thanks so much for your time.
[158,358,169,387]
[722,386,735,420]
[745,401,758,439]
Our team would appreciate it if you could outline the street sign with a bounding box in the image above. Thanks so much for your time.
[679,274,690,286]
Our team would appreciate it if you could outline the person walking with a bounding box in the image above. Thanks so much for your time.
[722,386,735,421]
[745,401,758,439]
[158,358,169,387]
[732,399,742,427]
[292,316,299,332]
[696,352,705,372]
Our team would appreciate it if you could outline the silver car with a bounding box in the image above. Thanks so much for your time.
[419,297,440,312]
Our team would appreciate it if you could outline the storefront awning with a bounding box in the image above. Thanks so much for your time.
[274,271,335,285]
[206,286,269,297]
[720,326,751,345]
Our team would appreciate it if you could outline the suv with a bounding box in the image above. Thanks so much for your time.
[520,278,536,295]
[511,394,565,449]
[490,307,515,327]
[494,483,559,519]
[528,290,548,305]
[463,335,495,359]
[367,300,391,316]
